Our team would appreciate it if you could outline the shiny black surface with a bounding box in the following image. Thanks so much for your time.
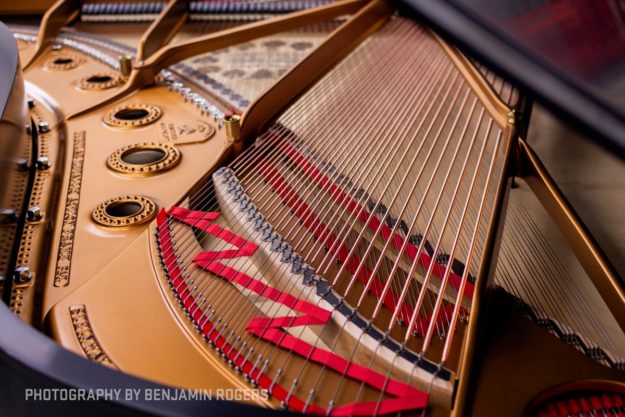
[395,0,625,157]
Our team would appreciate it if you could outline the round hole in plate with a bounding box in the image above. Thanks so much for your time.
[86,74,113,84]
[120,147,167,166]
[103,104,161,128]
[78,73,123,91]
[104,201,143,218]
[53,57,74,65]
[107,143,180,176]
[114,108,150,121]
[93,195,157,226]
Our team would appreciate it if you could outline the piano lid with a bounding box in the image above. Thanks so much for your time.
[395,0,625,158]
[0,22,19,119]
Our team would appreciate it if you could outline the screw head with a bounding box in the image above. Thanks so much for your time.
[15,158,29,171]
[0,209,17,224]
[37,121,50,134]
[51,44,62,51]
[13,266,32,284]
[36,156,51,170]
[27,206,43,222]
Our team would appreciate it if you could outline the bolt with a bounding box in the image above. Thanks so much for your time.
[36,156,51,170]
[13,266,32,284]
[37,121,50,134]
[27,206,43,222]
[15,158,29,171]
[0,209,17,224]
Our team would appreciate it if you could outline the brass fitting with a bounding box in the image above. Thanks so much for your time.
[224,115,241,143]
[118,55,133,77]
[224,115,243,155]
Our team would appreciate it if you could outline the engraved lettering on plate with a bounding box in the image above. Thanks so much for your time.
[158,119,215,144]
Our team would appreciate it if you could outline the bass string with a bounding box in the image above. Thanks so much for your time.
[435,80,515,364]
[419,110,492,352]
[360,91,488,331]
[224,19,448,376]
[416,105,505,347]
[246,43,470,390]
[300,63,466,330]
[243,22,431,302]
[439,127,502,363]
[219,20,464,404]
[158,18,428,376]
[272,41,464,376]
[204,21,424,324]
[262,31,472,410]
[222,22,450,400]
[447,83,516,281]
[410,128,505,417]
[325,67,466,291]
[398,90,477,340]
[157,16,508,410]
[292,77,478,404]
[343,108,499,417]
[315,92,487,413]
[346,83,472,327]
[183,23,438,390]
[158,27,410,340]
[311,44,457,310]
[156,83,378,342]
[314,61,466,296]
[322,67,464,300]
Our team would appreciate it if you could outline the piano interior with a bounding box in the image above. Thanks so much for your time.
[0,1,624,416]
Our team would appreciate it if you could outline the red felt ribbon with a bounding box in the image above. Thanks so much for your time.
[163,207,430,416]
